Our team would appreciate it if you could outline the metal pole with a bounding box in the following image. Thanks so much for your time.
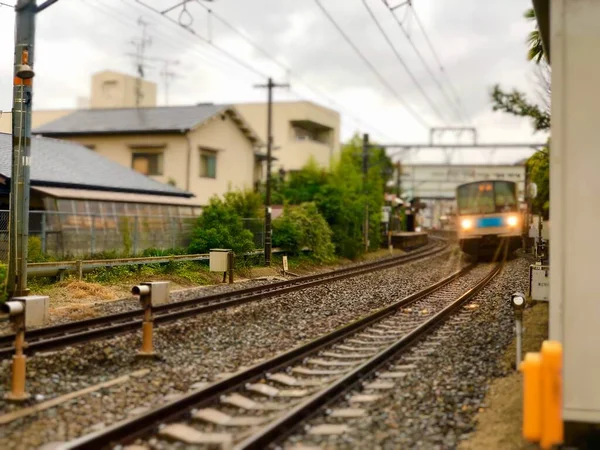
[516,317,523,369]
[254,78,289,266]
[363,133,370,253]
[265,78,273,266]
[8,0,37,299]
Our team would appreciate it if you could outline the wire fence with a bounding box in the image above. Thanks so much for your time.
[0,211,265,261]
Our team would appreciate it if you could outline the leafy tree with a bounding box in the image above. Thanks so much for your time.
[491,85,550,132]
[273,203,334,261]
[223,189,263,218]
[524,8,545,63]
[491,8,551,218]
[188,196,255,254]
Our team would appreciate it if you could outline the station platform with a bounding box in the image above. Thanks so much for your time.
[388,231,428,251]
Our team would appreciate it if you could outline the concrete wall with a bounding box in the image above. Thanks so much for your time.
[550,0,600,424]
[0,109,72,134]
[236,101,340,171]
[90,71,157,109]
[55,114,257,205]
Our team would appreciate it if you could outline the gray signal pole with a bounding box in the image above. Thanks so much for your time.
[7,0,60,299]
[7,0,37,298]
[363,133,370,253]
[254,78,289,266]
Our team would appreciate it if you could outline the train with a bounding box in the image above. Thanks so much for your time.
[455,180,522,257]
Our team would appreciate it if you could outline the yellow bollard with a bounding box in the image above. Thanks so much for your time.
[540,340,563,449]
[521,352,542,442]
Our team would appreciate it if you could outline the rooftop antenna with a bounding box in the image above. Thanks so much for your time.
[130,17,153,108]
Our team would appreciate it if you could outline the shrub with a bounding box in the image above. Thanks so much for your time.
[188,196,255,255]
[28,236,45,262]
[273,203,335,262]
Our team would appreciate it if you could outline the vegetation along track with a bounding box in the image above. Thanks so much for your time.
[0,239,447,358]
[61,260,501,450]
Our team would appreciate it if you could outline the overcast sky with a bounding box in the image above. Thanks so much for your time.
[0,0,548,164]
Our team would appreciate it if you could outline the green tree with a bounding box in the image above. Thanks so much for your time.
[524,8,545,63]
[272,202,334,261]
[188,196,255,254]
[491,8,551,218]
[223,189,263,218]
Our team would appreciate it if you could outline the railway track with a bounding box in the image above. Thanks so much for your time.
[0,239,446,359]
[61,261,501,450]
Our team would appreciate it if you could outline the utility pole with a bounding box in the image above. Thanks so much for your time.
[363,133,370,253]
[254,78,289,266]
[396,161,402,197]
[7,0,37,299]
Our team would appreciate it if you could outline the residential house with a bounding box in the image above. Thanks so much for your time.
[0,132,202,258]
[235,101,341,173]
[33,105,264,205]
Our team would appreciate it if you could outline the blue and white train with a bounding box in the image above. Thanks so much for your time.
[456,180,522,257]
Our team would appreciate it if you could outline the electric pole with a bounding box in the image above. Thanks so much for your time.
[7,0,37,299]
[160,60,179,106]
[363,133,370,253]
[254,78,289,266]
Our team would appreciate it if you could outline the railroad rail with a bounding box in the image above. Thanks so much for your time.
[61,260,501,450]
[0,239,447,359]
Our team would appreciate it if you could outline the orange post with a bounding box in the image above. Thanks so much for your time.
[138,306,155,357]
[521,352,542,442]
[540,340,563,449]
[5,317,30,401]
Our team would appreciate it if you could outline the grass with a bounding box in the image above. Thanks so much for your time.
[460,302,549,450]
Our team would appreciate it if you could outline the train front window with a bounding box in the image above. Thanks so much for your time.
[457,183,495,215]
[457,181,517,215]
[494,181,518,212]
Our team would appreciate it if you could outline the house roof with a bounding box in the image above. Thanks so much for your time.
[33,104,262,144]
[0,133,193,198]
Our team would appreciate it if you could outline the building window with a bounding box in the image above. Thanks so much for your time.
[132,152,163,176]
[200,149,217,178]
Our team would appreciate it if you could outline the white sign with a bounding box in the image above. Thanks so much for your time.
[529,265,549,301]
[282,255,288,272]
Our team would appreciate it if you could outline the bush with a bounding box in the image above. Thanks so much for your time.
[28,236,45,262]
[273,203,334,262]
[188,196,255,255]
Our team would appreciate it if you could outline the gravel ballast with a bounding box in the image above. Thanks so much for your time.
[285,255,532,449]
[0,247,465,449]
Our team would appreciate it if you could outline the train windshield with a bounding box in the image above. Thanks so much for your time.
[456,181,518,215]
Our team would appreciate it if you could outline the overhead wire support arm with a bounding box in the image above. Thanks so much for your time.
[313,0,429,130]
[36,0,60,13]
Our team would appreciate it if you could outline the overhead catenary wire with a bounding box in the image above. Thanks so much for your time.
[409,3,472,125]
[360,0,450,125]
[191,0,397,140]
[313,0,429,130]
[380,0,467,125]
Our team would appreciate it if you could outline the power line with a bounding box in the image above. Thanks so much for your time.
[313,0,429,129]
[409,3,471,125]
[192,0,396,140]
[361,0,449,125]
[134,0,269,80]
[380,0,467,124]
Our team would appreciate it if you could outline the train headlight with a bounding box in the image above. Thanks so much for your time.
[461,218,473,230]
[507,215,519,227]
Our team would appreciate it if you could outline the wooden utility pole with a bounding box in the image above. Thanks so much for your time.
[254,78,289,266]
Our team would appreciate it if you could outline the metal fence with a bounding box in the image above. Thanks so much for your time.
[0,211,265,261]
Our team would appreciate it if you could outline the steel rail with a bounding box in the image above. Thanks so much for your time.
[237,262,503,449]
[0,240,445,358]
[60,262,484,450]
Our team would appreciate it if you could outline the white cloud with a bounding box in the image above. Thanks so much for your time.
[0,0,546,164]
